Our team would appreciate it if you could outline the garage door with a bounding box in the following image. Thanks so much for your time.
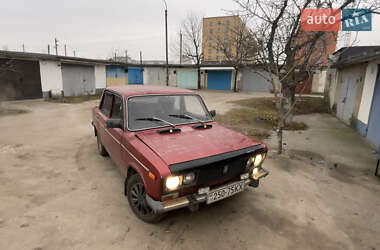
[106,65,126,86]
[207,71,231,90]
[62,64,95,96]
[242,68,270,92]
[336,73,360,124]
[0,58,42,100]
[128,67,143,84]
[366,65,380,151]
[177,70,198,89]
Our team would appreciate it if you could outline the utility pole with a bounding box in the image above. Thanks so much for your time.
[114,52,117,61]
[125,50,128,63]
[48,45,50,54]
[64,44,67,56]
[179,32,182,64]
[140,51,143,65]
[54,38,58,55]
[22,44,25,52]
[163,0,169,86]
[73,50,76,57]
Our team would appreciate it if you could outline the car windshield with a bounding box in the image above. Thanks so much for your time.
[127,94,212,130]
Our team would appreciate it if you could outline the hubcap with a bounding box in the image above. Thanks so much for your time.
[130,183,153,216]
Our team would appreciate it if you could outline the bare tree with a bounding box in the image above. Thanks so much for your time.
[234,0,380,154]
[175,12,203,89]
[214,16,257,92]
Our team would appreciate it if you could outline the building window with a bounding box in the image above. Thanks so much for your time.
[216,56,219,60]
[224,56,227,60]
[210,21,214,26]
[208,56,211,60]
[226,20,230,25]
[208,49,212,54]
[209,35,213,40]
[224,35,229,40]
[218,21,222,25]
[208,42,212,47]
[210,29,214,34]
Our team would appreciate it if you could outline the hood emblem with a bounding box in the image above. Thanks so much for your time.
[223,165,229,175]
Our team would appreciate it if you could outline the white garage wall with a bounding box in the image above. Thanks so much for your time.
[95,65,106,92]
[39,60,63,97]
[357,62,378,124]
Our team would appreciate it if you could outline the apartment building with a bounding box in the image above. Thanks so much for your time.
[202,15,245,62]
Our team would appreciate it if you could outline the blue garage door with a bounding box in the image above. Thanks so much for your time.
[207,71,232,90]
[366,65,380,151]
[128,67,143,84]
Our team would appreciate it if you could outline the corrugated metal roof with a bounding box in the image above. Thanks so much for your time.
[332,46,380,68]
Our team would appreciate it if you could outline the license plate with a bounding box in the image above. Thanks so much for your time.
[206,181,245,204]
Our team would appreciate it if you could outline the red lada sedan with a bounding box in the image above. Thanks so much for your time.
[92,85,269,222]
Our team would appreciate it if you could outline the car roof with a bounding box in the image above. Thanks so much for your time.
[106,85,195,98]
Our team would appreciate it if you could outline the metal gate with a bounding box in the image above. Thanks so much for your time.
[106,65,126,86]
[62,64,95,96]
[366,65,380,151]
[177,70,198,89]
[336,73,359,124]
[128,67,143,84]
[0,59,42,100]
[241,68,270,92]
[207,70,232,90]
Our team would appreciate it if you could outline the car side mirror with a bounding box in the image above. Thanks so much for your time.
[210,110,216,117]
[106,118,123,129]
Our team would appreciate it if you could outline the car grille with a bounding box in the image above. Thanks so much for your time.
[195,153,250,186]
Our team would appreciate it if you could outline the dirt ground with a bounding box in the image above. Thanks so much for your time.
[0,90,379,250]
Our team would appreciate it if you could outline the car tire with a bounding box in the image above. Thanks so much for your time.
[97,135,108,157]
[126,174,165,223]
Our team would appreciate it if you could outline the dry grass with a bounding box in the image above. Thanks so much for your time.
[46,94,101,104]
[215,96,327,139]
[0,107,29,117]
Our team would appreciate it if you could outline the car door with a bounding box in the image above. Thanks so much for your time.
[97,91,113,152]
[107,93,124,168]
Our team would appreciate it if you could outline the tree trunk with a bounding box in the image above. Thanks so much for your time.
[276,95,284,154]
[233,68,238,92]
[282,84,296,124]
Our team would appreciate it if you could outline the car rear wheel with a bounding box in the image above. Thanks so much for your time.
[97,135,108,156]
[126,174,164,223]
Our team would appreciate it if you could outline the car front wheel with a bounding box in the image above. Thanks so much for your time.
[126,174,164,223]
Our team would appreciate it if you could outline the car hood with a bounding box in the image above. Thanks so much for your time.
[135,123,262,166]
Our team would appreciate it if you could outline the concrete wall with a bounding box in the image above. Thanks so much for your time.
[39,60,63,98]
[356,62,378,134]
[312,70,327,93]
[95,65,106,94]
[326,68,339,109]
[169,68,177,87]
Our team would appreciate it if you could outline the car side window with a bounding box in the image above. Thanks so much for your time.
[100,92,112,117]
[111,95,123,120]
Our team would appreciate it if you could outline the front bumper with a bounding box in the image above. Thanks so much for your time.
[147,168,269,213]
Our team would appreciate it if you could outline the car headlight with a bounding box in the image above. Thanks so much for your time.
[165,176,182,191]
[183,172,195,185]
[248,153,266,168]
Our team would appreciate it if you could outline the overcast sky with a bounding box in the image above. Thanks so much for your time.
[1,0,379,61]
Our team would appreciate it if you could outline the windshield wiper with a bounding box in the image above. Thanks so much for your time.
[169,114,205,123]
[135,117,175,128]
[169,114,212,129]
